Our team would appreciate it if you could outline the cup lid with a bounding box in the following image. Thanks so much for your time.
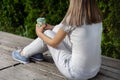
[36,18,45,22]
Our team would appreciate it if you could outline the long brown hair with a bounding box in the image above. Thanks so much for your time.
[61,0,102,27]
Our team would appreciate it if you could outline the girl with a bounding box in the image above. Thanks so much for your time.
[12,0,102,80]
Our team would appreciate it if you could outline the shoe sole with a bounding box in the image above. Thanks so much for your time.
[30,57,43,62]
[12,53,29,64]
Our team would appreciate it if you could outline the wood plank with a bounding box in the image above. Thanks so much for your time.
[23,62,66,79]
[91,73,117,80]
[0,48,19,69]
[99,66,120,80]
[0,64,67,80]
[101,65,120,75]
[102,56,120,70]
[0,31,33,51]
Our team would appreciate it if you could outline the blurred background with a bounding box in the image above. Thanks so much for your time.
[0,0,120,59]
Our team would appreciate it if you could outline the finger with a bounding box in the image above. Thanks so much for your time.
[36,24,39,27]
[41,24,46,29]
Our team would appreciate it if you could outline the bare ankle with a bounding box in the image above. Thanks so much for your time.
[21,51,25,56]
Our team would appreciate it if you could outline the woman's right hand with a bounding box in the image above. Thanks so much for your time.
[44,24,54,30]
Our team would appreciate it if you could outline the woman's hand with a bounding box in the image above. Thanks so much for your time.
[44,24,54,30]
[36,24,46,36]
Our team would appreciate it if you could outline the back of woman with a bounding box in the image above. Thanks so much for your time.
[70,23,102,78]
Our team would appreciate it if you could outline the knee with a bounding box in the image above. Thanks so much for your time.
[44,30,55,39]
[44,30,51,35]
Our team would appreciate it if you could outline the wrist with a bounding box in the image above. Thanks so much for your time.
[38,31,43,38]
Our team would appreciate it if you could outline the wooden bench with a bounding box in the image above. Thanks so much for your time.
[0,31,120,80]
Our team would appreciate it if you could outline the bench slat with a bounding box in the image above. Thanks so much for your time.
[99,65,120,80]
[102,56,120,70]
[0,48,19,69]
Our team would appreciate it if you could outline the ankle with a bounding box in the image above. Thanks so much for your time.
[21,51,25,56]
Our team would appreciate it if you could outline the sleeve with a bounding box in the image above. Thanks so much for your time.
[59,23,75,33]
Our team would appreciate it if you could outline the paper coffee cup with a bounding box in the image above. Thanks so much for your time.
[36,17,46,27]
